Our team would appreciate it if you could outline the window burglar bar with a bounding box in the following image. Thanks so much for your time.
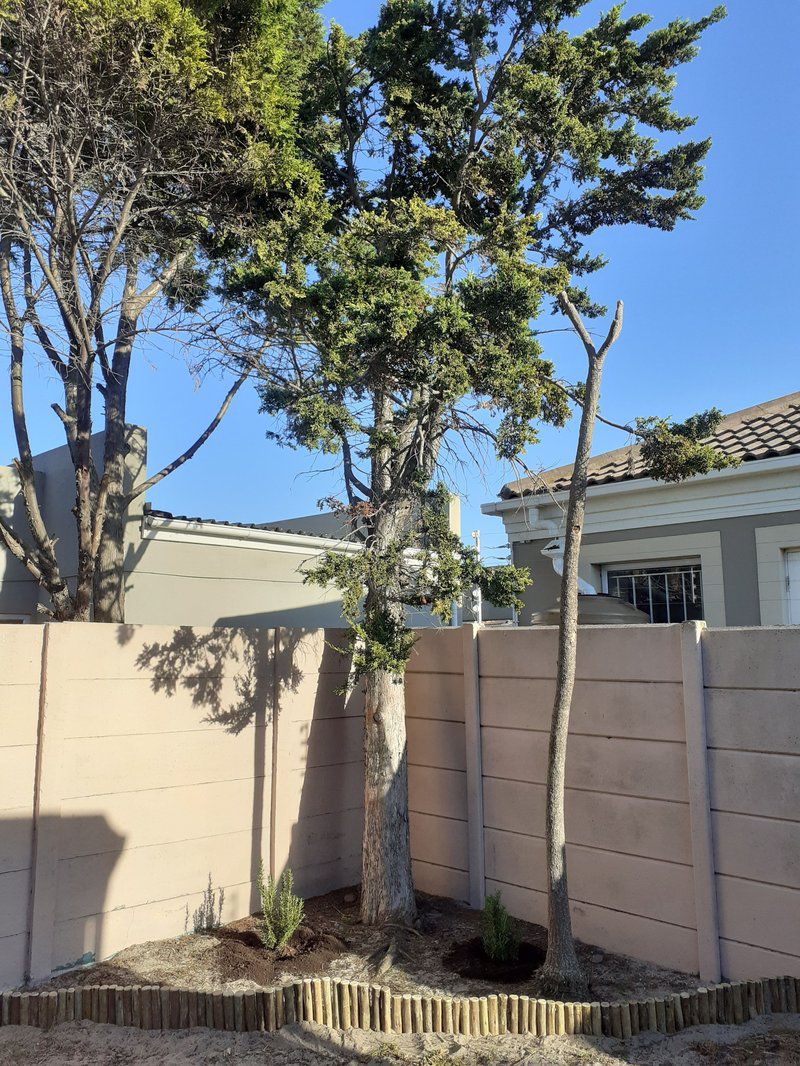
[605,563,704,624]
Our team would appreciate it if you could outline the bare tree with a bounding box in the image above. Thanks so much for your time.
[539,291,622,993]
[539,292,735,992]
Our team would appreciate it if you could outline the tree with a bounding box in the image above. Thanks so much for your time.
[0,0,321,620]
[232,0,725,926]
[540,290,734,992]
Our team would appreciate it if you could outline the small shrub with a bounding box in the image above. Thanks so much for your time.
[191,874,224,933]
[481,890,519,963]
[257,861,304,950]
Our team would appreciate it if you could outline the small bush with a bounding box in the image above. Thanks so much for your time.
[481,890,519,963]
[190,874,224,933]
[256,862,304,950]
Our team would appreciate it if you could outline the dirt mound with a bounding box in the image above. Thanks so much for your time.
[212,922,348,986]
[444,937,546,983]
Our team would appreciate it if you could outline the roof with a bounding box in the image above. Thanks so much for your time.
[499,391,800,499]
[144,507,347,541]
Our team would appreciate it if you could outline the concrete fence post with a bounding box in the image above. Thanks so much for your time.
[26,624,65,982]
[680,621,721,983]
[462,623,486,909]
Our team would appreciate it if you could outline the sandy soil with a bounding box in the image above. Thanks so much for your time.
[0,1015,798,1065]
[34,889,700,1003]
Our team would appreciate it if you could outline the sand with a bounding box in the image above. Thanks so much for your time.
[0,1014,798,1065]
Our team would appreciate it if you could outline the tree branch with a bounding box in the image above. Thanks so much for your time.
[128,373,247,502]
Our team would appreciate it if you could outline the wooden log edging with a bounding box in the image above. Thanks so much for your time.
[1,977,798,1038]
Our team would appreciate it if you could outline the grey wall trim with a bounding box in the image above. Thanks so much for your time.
[512,508,800,626]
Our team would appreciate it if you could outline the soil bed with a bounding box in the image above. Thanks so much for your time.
[36,888,700,1003]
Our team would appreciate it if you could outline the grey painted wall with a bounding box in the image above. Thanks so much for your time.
[0,429,146,621]
[1,429,449,629]
[512,509,800,626]
[0,465,42,618]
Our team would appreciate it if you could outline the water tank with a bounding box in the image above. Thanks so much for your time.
[531,593,651,625]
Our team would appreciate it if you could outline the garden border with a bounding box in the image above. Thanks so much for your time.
[2,975,798,1039]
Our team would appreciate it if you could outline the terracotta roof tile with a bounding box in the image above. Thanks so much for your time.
[500,391,800,499]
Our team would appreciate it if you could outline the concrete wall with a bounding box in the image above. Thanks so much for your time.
[512,511,800,626]
[703,628,800,980]
[0,627,42,986]
[479,625,699,974]
[406,627,469,902]
[3,623,374,987]
[1,622,797,991]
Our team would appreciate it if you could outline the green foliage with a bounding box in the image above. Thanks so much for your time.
[229,0,725,679]
[0,0,324,270]
[636,408,740,482]
[256,862,304,951]
[305,485,530,679]
[482,891,519,964]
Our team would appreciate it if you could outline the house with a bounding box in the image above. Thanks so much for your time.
[0,429,459,627]
[482,392,800,627]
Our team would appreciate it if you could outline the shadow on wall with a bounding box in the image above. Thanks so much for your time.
[0,814,125,989]
[278,634,365,900]
[122,623,364,913]
[119,624,299,915]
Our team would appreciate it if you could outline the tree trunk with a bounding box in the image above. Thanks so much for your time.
[93,284,136,623]
[358,431,417,926]
[540,295,622,994]
[360,658,416,925]
[93,390,129,623]
[93,484,127,622]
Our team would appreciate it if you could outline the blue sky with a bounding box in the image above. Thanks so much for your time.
[2,0,798,564]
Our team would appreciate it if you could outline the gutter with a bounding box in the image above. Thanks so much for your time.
[142,513,363,557]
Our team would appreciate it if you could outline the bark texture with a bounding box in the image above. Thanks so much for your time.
[360,664,416,925]
[540,293,623,994]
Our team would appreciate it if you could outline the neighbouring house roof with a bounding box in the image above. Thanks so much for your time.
[144,507,348,541]
[499,391,800,500]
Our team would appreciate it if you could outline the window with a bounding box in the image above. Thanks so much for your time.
[603,561,703,624]
[0,614,30,624]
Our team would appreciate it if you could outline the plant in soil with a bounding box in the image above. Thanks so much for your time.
[257,864,304,952]
[482,892,519,964]
[191,874,225,934]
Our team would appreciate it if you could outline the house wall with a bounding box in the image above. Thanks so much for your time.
[0,429,146,622]
[0,465,41,619]
[2,622,796,990]
[123,536,348,628]
[512,510,800,626]
[2,430,454,629]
